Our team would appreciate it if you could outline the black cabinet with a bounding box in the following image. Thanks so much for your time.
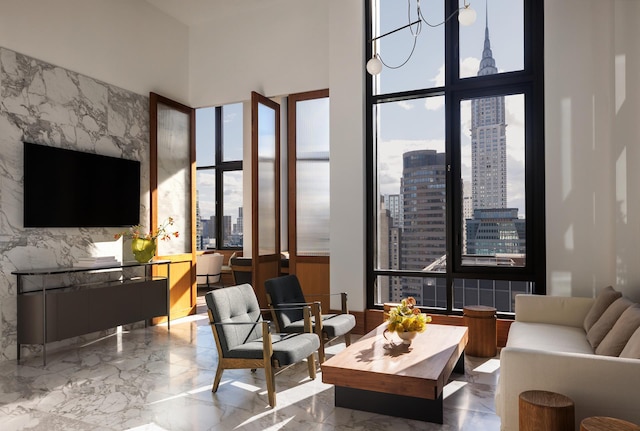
[13,261,170,364]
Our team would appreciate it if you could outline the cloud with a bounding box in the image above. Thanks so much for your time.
[377,139,446,195]
[397,100,414,111]
[425,97,444,111]
[460,57,480,79]
[424,65,445,111]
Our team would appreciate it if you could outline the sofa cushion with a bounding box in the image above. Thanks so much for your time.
[596,304,640,356]
[583,286,621,332]
[506,321,594,354]
[587,297,633,350]
[620,325,640,359]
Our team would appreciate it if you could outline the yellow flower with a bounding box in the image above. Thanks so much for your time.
[114,217,179,242]
[386,296,432,333]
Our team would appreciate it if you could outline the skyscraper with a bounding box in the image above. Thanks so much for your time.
[400,150,447,303]
[471,19,506,211]
[466,13,525,258]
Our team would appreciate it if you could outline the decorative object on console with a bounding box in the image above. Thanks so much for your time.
[384,296,431,345]
[115,217,179,263]
[73,256,120,268]
[131,238,156,264]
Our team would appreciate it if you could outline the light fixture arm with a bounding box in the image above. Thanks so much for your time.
[366,1,476,75]
[368,19,421,43]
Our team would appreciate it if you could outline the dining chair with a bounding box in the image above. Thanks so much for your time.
[196,252,224,289]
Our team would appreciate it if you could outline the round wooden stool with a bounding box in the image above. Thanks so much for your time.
[463,305,497,357]
[581,416,640,431]
[519,390,575,431]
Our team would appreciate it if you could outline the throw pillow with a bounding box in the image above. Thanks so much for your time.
[595,304,640,356]
[620,325,640,359]
[583,286,621,332]
[586,297,633,350]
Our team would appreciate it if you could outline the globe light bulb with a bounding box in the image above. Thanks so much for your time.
[366,55,383,75]
[458,6,477,26]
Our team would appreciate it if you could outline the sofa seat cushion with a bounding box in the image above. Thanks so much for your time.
[507,321,593,354]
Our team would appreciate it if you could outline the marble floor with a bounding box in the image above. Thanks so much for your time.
[0,299,502,431]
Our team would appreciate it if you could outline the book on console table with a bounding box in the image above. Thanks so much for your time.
[73,256,121,268]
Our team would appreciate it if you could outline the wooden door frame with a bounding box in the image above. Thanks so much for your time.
[150,92,197,319]
[251,91,281,308]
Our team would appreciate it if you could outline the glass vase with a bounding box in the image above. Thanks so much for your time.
[131,238,156,263]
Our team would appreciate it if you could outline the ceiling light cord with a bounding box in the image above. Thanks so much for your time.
[367,0,476,75]
[377,35,419,70]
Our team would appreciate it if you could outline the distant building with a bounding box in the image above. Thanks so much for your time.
[466,208,526,255]
[400,150,447,303]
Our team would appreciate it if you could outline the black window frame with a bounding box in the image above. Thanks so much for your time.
[365,0,546,315]
[196,105,243,251]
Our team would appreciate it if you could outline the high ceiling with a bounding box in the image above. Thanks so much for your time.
[145,0,265,27]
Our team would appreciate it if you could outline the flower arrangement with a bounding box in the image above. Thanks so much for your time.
[386,297,432,333]
[114,217,180,242]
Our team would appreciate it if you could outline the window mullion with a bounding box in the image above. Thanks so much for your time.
[215,106,223,247]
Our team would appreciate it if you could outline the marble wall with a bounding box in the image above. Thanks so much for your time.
[0,47,150,361]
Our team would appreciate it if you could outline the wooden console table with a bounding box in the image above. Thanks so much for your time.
[13,260,170,365]
[321,323,468,423]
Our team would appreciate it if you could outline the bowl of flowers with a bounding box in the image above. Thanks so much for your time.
[385,297,432,345]
[115,217,179,263]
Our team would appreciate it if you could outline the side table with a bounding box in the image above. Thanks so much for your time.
[581,416,640,431]
[463,305,497,357]
[519,390,575,431]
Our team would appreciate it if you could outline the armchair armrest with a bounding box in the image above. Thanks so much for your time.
[267,303,322,337]
[209,305,314,336]
[305,292,349,313]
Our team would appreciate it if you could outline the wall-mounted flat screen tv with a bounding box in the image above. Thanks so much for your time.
[23,142,141,228]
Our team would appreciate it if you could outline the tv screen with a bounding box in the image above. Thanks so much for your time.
[23,142,141,228]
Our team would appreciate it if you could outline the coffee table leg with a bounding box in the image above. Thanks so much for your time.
[454,351,465,374]
[334,386,444,424]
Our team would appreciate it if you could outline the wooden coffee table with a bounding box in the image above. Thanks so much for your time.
[321,323,468,423]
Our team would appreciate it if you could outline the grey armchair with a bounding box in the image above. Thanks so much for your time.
[264,274,356,363]
[204,283,320,407]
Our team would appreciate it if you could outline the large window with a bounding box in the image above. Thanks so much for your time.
[367,0,545,314]
[196,103,243,250]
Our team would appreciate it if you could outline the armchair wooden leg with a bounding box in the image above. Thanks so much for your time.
[344,332,352,347]
[265,360,276,407]
[318,341,326,363]
[307,354,316,379]
[212,365,224,392]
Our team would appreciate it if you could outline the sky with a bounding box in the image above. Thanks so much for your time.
[374,0,526,216]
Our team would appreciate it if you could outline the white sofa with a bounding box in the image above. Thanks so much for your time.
[495,294,640,431]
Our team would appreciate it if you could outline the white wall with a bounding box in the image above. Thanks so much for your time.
[328,0,367,312]
[0,0,189,101]
[544,0,640,301]
[188,0,329,107]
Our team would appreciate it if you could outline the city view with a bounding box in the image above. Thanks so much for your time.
[375,2,530,312]
[195,103,244,251]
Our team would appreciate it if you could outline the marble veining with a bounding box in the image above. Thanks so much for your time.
[0,46,150,361]
[0,298,502,430]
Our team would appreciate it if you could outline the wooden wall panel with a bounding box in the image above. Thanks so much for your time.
[296,261,330,313]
